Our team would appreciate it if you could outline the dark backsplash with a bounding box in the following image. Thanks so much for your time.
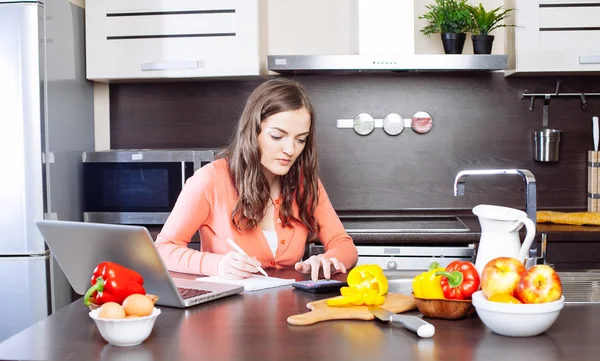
[110,73,600,213]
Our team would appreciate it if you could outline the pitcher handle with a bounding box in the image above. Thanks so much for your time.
[513,217,536,262]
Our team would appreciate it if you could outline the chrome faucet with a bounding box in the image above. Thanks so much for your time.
[453,169,538,257]
[453,169,537,225]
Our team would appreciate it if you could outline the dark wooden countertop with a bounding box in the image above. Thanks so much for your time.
[0,269,599,361]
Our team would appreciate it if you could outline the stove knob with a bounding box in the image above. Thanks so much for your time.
[387,260,398,270]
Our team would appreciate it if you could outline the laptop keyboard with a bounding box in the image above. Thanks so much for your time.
[177,287,213,299]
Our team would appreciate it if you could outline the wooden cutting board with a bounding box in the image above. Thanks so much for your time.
[287,293,416,326]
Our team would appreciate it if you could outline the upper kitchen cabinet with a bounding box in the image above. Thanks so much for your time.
[85,0,261,82]
[267,0,359,56]
[506,0,600,75]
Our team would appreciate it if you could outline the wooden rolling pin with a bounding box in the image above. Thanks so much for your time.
[537,211,600,226]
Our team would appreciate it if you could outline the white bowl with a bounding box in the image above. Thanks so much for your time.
[472,291,564,337]
[89,307,161,347]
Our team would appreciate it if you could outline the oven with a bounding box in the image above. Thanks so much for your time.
[352,245,475,270]
[309,244,475,271]
[309,214,475,272]
[82,149,217,225]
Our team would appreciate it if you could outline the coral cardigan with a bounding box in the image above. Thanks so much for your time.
[155,159,358,276]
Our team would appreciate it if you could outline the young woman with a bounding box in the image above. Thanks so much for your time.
[155,78,358,280]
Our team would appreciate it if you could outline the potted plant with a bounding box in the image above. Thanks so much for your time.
[419,0,474,54]
[469,3,515,54]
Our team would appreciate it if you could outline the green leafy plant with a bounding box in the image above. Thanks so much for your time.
[469,3,514,35]
[419,0,474,36]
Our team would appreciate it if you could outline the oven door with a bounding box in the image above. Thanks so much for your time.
[83,161,194,224]
[353,245,475,271]
[309,244,475,272]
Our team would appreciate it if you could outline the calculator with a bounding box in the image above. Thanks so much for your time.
[291,279,348,294]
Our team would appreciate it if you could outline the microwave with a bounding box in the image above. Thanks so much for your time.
[82,149,217,225]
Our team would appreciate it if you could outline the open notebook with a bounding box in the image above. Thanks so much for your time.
[196,275,295,291]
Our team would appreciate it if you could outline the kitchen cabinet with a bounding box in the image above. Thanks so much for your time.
[546,242,600,270]
[85,0,261,82]
[85,0,514,81]
[506,0,600,75]
[267,0,359,56]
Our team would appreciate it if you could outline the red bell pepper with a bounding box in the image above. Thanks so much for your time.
[83,262,145,306]
[435,261,480,300]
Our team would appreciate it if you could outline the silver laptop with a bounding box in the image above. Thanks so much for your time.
[35,220,243,308]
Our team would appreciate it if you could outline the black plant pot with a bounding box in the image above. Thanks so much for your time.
[440,33,466,54]
[472,34,495,54]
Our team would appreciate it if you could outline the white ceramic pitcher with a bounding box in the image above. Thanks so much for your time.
[472,204,536,277]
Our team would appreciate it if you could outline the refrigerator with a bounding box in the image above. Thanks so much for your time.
[0,0,94,342]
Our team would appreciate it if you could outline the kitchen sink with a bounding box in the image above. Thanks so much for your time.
[340,215,470,233]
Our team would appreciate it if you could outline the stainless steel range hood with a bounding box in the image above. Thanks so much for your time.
[267,54,508,73]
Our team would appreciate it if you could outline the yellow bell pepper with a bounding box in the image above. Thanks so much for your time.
[412,262,446,299]
[327,264,389,307]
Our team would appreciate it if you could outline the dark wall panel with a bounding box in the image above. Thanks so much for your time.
[110,73,600,213]
[110,80,263,149]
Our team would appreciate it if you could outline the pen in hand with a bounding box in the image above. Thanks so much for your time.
[226,238,269,277]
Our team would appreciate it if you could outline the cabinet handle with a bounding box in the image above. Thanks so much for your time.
[579,56,600,65]
[141,61,204,71]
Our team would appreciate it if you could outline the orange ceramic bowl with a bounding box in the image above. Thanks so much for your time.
[412,293,476,320]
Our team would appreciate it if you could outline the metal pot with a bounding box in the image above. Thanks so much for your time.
[533,128,562,162]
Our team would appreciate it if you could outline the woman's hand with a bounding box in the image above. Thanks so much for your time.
[294,255,347,281]
[217,251,263,280]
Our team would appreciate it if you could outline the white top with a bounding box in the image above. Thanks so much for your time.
[262,230,278,256]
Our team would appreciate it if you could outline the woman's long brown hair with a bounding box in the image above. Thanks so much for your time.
[218,78,320,237]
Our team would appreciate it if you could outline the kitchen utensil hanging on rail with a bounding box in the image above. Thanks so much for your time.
[533,95,562,162]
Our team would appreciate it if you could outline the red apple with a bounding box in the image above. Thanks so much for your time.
[516,265,562,304]
[481,257,526,298]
